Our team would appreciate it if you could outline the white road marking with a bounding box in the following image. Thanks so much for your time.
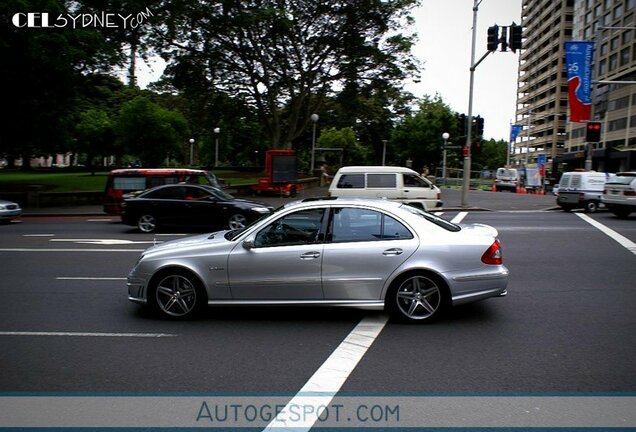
[0,248,144,253]
[50,239,157,245]
[0,331,176,338]
[433,212,444,216]
[87,218,116,222]
[575,213,636,255]
[451,211,468,224]
[263,314,389,431]
[56,277,127,281]
[23,234,55,237]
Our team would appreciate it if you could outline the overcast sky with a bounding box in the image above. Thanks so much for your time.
[134,0,523,142]
[408,0,523,142]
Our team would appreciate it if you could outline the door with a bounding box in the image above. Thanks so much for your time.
[227,208,326,300]
[321,207,417,300]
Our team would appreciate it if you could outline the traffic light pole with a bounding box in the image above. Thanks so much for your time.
[462,0,483,207]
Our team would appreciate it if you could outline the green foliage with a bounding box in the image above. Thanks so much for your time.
[390,95,458,172]
[473,139,508,170]
[316,127,370,167]
[115,96,189,166]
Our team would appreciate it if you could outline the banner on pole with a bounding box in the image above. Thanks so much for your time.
[509,124,523,143]
[564,41,594,122]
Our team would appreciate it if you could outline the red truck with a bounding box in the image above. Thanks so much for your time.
[250,150,301,197]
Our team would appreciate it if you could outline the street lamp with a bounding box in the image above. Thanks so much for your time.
[442,132,450,185]
[310,114,319,172]
[213,127,220,167]
[189,138,195,166]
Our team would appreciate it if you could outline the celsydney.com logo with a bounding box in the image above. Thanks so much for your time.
[12,9,153,29]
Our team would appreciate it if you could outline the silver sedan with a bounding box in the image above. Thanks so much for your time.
[127,198,508,323]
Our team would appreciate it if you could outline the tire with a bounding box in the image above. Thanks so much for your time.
[148,269,206,319]
[584,200,599,213]
[611,208,631,219]
[388,272,449,323]
[228,213,247,230]
[137,214,157,233]
[289,186,297,198]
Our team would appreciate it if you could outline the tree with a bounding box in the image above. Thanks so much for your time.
[154,0,419,149]
[75,109,114,171]
[390,95,457,173]
[316,127,370,167]
[473,139,508,171]
[115,96,188,166]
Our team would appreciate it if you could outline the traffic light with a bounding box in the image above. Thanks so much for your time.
[474,116,484,137]
[457,113,467,137]
[510,23,522,52]
[586,121,602,142]
[487,25,499,52]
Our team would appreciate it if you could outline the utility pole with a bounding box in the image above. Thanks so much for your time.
[462,0,480,207]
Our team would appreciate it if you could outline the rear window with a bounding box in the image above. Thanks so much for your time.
[113,176,146,191]
[367,174,396,188]
[336,174,364,189]
[570,175,582,188]
[607,174,636,185]
[402,205,461,232]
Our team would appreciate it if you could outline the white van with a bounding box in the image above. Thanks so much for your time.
[328,166,442,210]
[556,170,614,213]
[495,167,521,192]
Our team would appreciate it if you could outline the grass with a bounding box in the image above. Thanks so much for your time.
[0,169,261,192]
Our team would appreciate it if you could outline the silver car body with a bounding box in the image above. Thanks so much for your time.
[128,198,508,320]
[0,200,22,223]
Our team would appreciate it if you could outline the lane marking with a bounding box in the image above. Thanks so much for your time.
[575,213,636,255]
[87,218,115,222]
[56,277,127,281]
[23,234,55,237]
[0,331,176,338]
[50,238,157,245]
[0,248,144,253]
[433,212,444,216]
[451,211,468,224]
[263,314,389,431]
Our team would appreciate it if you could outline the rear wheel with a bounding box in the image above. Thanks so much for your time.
[611,208,631,218]
[228,213,247,230]
[137,214,157,233]
[388,273,448,323]
[584,200,599,213]
[148,270,205,319]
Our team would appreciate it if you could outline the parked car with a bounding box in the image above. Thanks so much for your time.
[120,184,272,233]
[127,197,508,322]
[328,166,442,210]
[556,170,614,213]
[601,172,636,218]
[0,199,22,224]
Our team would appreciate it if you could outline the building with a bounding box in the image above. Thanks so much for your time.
[514,0,636,177]
[513,0,573,175]
[566,0,636,172]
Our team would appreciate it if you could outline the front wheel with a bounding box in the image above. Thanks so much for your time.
[388,273,448,323]
[149,270,205,319]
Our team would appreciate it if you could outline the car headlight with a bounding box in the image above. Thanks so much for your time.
[252,207,271,214]
[0,205,6,210]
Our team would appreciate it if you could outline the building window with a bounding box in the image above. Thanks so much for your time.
[623,31,633,45]
[599,58,607,75]
[611,36,620,50]
[609,53,618,70]
[601,42,609,56]
[620,47,630,66]
[614,4,624,19]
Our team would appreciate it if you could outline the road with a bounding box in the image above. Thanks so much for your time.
[0,206,635,428]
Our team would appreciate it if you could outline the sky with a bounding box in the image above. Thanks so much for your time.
[134,0,523,142]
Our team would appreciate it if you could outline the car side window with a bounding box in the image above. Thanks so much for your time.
[254,208,325,248]
[403,173,430,188]
[330,208,413,242]
[145,186,184,200]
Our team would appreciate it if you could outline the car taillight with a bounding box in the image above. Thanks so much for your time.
[625,190,636,196]
[481,239,503,265]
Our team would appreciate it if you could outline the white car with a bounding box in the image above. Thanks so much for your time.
[127,198,508,323]
[0,199,22,224]
[602,172,636,218]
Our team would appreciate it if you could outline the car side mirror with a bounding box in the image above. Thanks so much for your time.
[242,239,255,250]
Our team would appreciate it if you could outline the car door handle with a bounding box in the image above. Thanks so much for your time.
[383,248,403,256]
[300,251,321,259]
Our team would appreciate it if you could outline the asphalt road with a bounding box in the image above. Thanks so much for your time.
[0,205,635,428]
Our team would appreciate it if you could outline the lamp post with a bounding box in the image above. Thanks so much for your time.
[189,138,195,166]
[213,127,220,167]
[442,132,450,185]
[310,114,319,172]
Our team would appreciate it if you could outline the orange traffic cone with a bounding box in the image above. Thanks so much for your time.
[491,182,497,192]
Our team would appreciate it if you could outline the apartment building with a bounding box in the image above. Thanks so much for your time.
[514,0,636,174]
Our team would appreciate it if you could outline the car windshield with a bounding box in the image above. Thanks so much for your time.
[402,205,461,232]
